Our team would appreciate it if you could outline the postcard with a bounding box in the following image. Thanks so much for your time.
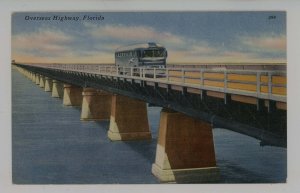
[2,1,300,193]
[11,10,287,184]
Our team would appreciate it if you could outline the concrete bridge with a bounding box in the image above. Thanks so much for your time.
[13,62,286,183]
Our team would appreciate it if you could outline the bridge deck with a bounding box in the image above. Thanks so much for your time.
[21,63,286,103]
[14,63,287,147]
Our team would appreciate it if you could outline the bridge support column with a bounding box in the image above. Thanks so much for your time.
[35,74,40,85]
[27,71,32,79]
[24,70,29,79]
[152,108,219,183]
[28,71,31,79]
[80,88,112,121]
[27,71,30,78]
[51,80,64,98]
[63,84,83,106]
[24,69,29,79]
[108,95,151,141]
[44,77,53,92]
[22,69,29,79]
[31,73,36,82]
[39,75,45,88]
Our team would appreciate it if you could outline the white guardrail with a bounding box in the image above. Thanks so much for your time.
[25,63,287,102]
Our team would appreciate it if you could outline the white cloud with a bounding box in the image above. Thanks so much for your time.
[12,28,74,58]
[239,34,286,52]
[13,29,72,48]
[12,24,286,64]
[85,23,185,45]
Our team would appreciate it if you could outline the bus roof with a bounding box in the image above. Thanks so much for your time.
[116,42,165,52]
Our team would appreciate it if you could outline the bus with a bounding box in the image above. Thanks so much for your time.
[115,42,168,69]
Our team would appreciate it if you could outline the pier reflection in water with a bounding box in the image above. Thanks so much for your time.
[12,68,286,184]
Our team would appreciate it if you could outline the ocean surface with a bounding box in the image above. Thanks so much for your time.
[12,68,287,184]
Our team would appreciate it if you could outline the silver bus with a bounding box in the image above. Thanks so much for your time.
[115,42,168,68]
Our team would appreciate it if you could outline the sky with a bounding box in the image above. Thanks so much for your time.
[11,11,286,64]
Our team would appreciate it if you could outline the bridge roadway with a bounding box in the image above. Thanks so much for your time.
[13,63,287,183]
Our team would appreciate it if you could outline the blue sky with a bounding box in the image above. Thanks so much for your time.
[11,11,286,63]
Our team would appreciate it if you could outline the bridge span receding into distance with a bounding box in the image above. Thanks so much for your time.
[13,62,287,183]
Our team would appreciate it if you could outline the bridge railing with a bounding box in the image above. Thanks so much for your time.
[24,63,287,102]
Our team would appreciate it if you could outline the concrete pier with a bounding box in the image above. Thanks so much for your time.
[35,74,40,85]
[51,80,64,98]
[80,88,112,121]
[31,73,36,82]
[108,95,151,141]
[44,77,53,92]
[151,108,219,183]
[63,84,83,106]
[24,70,29,79]
[39,75,45,88]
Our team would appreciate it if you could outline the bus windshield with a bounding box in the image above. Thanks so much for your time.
[142,49,165,58]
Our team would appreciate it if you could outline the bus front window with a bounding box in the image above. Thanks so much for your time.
[142,49,165,58]
[153,49,164,57]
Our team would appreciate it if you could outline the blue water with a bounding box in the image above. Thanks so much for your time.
[12,68,286,184]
